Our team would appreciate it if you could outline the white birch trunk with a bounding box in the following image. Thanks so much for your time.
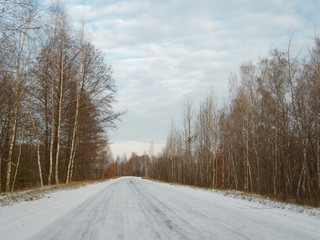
[12,122,26,192]
[48,1,60,185]
[66,25,84,183]
[70,151,75,181]
[5,1,27,192]
[48,66,55,185]
[26,97,43,186]
[54,34,65,184]
[5,104,18,192]
[48,81,55,185]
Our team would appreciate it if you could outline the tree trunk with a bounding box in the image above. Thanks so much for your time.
[0,156,1,191]
[66,24,83,183]
[5,103,18,192]
[48,2,59,185]
[48,79,55,185]
[27,97,43,186]
[12,122,26,192]
[54,34,65,184]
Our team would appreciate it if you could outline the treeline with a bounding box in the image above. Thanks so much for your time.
[120,37,320,206]
[117,153,150,177]
[0,0,120,192]
[151,37,320,206]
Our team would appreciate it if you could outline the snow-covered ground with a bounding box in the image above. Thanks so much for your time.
[0,179,115,240]
[1,177,320,240]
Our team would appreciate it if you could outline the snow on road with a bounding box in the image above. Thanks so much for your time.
[1,177,320,240]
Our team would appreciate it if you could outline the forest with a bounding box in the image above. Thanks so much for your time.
[1,0,320,208]
[0,0,121,192]
[119,38,320,207]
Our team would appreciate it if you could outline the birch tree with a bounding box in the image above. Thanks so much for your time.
[0,0,122,191]
[2,0,38,192]
[66,23,84,183]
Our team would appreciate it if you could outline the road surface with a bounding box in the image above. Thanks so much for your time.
[28,177,320,240]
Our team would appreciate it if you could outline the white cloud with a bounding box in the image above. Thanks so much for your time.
[63,0,320,156]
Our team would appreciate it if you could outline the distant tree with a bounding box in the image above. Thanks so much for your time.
[149,36,320,206]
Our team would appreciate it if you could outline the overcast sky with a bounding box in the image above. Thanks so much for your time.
[63,0,319,158]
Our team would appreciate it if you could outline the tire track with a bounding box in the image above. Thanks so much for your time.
[27,177,320,240]
[129,179,202,240]
[30,180,121,240]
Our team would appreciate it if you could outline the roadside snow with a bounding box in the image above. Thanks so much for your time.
[1,177,320,240]
[0,179,118,240]
[165,182,320,219]
[218,188,320,218]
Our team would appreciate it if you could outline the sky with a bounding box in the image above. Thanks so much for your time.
[62,0,320,158]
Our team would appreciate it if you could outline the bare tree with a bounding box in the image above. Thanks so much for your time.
[2,0,38,192]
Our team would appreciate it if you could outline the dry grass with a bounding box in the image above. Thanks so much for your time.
[0,178,112,207]
[143,177,320,218]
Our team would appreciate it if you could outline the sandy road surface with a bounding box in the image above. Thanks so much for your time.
[30,177,320,240]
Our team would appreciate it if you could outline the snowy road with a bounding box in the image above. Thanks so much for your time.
[1,177,320,240]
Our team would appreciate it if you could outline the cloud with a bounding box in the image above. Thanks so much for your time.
[109,140,165,158]
[63,0,320,156]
